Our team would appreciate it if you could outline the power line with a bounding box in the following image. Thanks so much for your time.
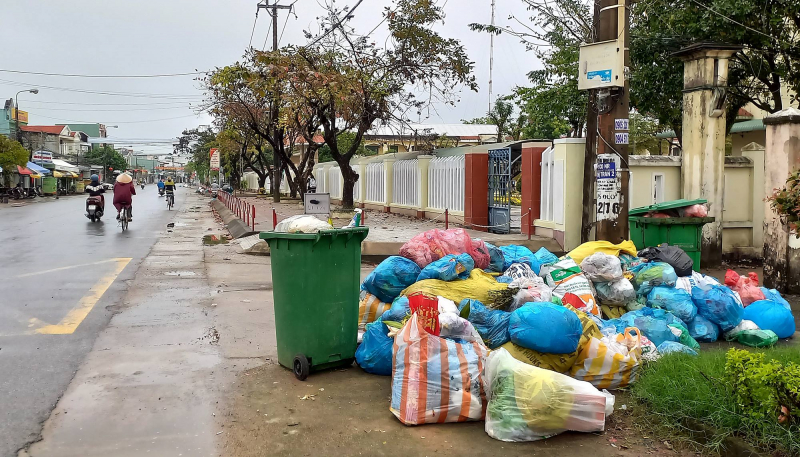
[249,13,259,48]
[32,112,204,125]
[307,0,365,47]
[686,0,776,41]
[22,100,196,107]
[278,7,292,46]
[0,78,202,100]
[0,69,201,78]
[22,105,193,112]
[261,11,274,50]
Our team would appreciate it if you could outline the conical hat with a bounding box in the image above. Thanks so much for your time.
[116,173,132,183]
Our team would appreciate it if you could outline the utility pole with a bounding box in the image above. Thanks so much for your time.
[256,0,291,202]
[593,0,630,243]
[488,0,496,112]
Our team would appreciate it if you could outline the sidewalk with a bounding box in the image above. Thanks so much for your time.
[237,196,563,256]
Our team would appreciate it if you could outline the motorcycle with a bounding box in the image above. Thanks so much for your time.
[158,188,165,197]
[86,196,104,222]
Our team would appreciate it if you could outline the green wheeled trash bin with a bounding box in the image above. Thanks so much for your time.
[261,227,369,380]
[628,199,714,271]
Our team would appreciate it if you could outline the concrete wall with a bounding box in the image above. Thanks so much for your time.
[628,156,682,209]
[533,138,585,251]
[731,130,765,157]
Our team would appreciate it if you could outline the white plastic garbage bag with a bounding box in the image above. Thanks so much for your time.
[484,348,615,442]
[274,214,333,233]
[580,252,623,283]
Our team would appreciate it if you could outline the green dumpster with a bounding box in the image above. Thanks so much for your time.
[261,227,369,380]
[629,199,715,271]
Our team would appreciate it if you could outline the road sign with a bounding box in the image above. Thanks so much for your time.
[596,154,621,222]
[304,193,331,215]
[32,151,52,163]
[209,148,220,171]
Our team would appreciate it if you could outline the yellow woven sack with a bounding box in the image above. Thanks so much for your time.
[400,269,514,309]
[567,240,638,265]
[358,290,391,331]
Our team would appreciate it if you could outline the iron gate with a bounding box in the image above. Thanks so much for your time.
[488,147,521,234]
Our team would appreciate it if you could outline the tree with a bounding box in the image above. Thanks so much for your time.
[630,0,800,145]
[629,112,663,155]
[84,145,127,181]
[178,127,217,184]
[471,0,591,139]
[263,0,477,208]
[318,131,372,163]
[0,136,28,188]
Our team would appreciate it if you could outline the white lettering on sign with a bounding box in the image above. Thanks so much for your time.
[596,154,621,222]
[614,119,629,131]
[615,132,629,145]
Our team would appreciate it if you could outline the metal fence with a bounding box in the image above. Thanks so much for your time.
[392,159,419,207]
[365,162,385,203]
[327,166,342,199]
[428,155,464,212]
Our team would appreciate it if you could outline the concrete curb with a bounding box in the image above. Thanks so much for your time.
[210,199,258,239]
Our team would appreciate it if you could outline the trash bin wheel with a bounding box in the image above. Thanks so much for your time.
[293,354,310,380]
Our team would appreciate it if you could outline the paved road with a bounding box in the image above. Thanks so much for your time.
[0,185,188,457]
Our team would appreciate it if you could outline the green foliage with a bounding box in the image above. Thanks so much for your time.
[631,347,800,455]
[470,0,590,139]
[0,136,29,188]
[630,112,663,155]
[318,131,373,163]
[767,170,800,232]
[178,127,217,184]
[83,145,127,178]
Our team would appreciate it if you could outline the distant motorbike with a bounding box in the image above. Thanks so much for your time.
[86,196,104,222]
[158,188,165,197]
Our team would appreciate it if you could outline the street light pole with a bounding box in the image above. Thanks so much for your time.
[14,88,39,143]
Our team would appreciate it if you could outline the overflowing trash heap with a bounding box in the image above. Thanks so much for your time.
[354,228,795,442]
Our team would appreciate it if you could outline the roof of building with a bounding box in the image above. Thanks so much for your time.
[366,123,499,138]
[656,119,765,139]
[20,125,69,135]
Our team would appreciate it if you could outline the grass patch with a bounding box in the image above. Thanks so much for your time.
[631,346,800,456]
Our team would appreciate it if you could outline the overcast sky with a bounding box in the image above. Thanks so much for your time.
[0,0,539,155]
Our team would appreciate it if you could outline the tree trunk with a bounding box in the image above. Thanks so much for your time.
[272,153,282,203]
[285,166,298,198]
[258,173,267,190]
[340,163,358,209]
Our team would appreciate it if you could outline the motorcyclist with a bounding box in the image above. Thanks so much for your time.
[84,174,106,212]
[113,173,137,221]
[157,178,165,196]
[164,176,176,204]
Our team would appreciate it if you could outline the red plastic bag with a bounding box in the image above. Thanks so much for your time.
[724,270,765,306]
[680,204,708,217]
[400,228,490,269]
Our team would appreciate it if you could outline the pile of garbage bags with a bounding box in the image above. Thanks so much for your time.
[353,229,795,442]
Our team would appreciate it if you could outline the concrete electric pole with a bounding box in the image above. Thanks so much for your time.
[256,0,292,52]
[579,0,630,243]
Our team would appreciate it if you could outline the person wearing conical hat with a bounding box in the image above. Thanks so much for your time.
[113,173,137,221]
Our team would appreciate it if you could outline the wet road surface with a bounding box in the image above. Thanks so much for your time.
[0,185,185,457]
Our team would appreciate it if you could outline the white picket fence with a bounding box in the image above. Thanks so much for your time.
[328,166,342,199]
[392,159,419,207]
[316,169,327,193]
[365,162,385,204]
[428,156,464,212]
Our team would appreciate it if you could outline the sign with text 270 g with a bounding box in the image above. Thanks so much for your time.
[209,148,220,171]
[596,154,621,222]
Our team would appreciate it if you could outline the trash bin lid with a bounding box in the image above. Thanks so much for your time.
[260,227,369,243]
[629,198,708,216]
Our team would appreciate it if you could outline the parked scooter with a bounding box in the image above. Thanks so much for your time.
[86,196,104,222]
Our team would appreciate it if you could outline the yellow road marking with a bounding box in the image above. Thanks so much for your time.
[35,258,132,335]
[15,259,121,279]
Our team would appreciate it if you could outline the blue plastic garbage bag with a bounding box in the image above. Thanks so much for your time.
[379,296,410,323]
[509,303,582,353]
[630,262,678,296]
[686,314,720,343]
[743,299,796,339]
[361,256,421,303]
[458,299,511,349]
[533,247,559,270]
[691,285,744,332]
[657,341,698,356]
[760,287,792,311]
[607,308,681,347]
[417,253,475,282]
[484,242,506,273]
[647,286,697,323]
[496,275,513,284]
[355,321,394,375]
[500,245,538,272]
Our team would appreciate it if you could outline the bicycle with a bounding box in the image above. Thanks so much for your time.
[166,191,174,210]
[119,205,131,231]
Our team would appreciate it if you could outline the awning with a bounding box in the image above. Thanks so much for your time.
[17,165,33,175]
[52,171,65,178]
[30,173,43,179]
[65,172,79,178]
[27,162,51,176]
[51,159,80,173]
